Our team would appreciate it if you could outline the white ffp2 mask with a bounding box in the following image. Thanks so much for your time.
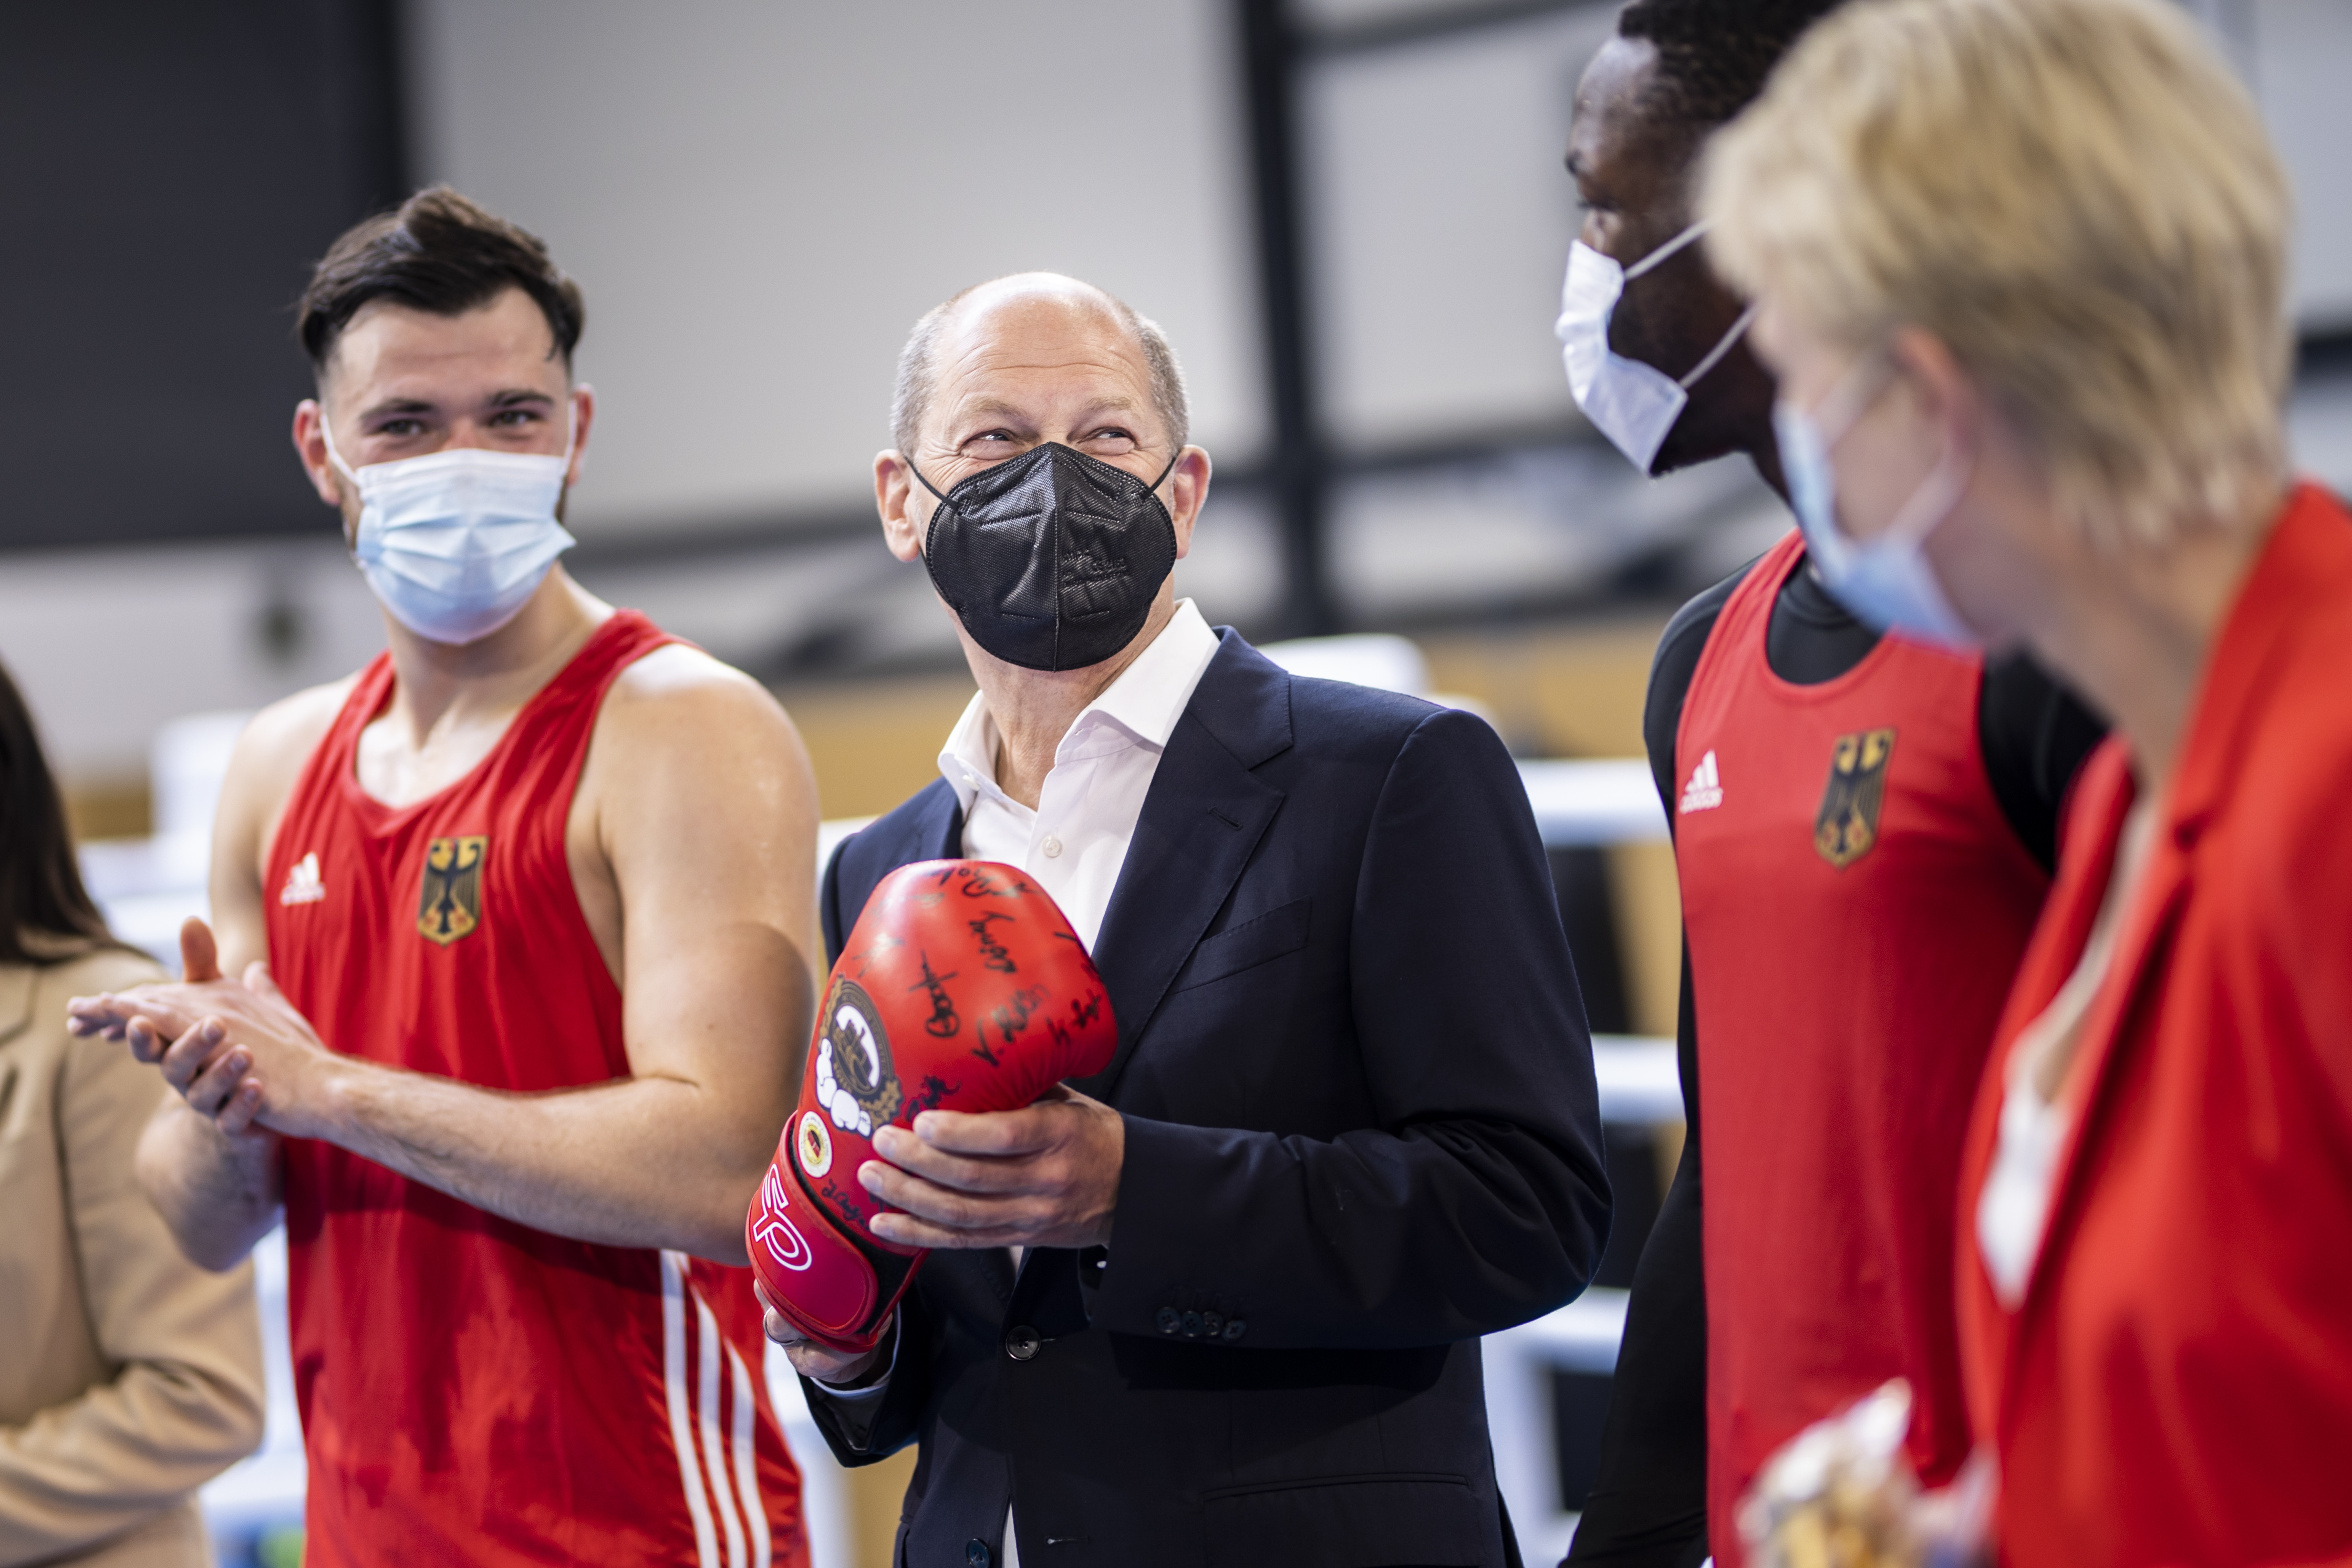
[322,406,579,646]
[1555,221,1757,473]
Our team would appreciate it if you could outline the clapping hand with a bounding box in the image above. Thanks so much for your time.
[68,918,337,1138]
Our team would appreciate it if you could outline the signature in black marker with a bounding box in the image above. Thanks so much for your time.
[908,1072,962,1116]
[823,1178,867,1226]
[845,932,903,980]
[973,985,1049,1066]
[911,952,960,1039]
[969,911,1018,973]
[1049,927,1102,982]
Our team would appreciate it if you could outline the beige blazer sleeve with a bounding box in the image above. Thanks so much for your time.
[0,950,266,1566]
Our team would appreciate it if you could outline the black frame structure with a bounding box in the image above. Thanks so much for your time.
[0,0,411,553]
[1233,0,1599,638]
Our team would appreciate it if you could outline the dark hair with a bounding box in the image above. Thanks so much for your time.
[0,660,124,965]
[296,185,586,374]
[1618,0,1848,126]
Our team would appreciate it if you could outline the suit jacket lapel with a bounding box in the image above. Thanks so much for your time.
[826,784,965,962]
[920,789,965,862]
[1073,633,1292,1103]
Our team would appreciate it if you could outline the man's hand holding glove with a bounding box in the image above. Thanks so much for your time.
[748,861,1120,1382]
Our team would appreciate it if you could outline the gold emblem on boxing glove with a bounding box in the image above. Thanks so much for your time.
[813,976,904,1137]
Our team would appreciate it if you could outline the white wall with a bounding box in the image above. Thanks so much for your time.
[401,0,1614,521]
[403,0,1268,537]
[1306,6,1613,451]
[0,539,385,782]
[2249,0,2352,329]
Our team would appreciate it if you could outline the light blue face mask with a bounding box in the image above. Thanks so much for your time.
[1773,357,1977,649]
[319,403,580,646]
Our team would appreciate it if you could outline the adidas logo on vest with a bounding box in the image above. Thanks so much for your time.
[1680,750,1723,814]
[279,851,325,906]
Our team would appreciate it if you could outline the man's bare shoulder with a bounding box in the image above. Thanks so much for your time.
[210,674,364,889]
[232,675,364,794]
[600,642,799,742]
[582,644,816,886]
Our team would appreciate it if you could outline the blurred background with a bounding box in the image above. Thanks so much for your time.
[7,1,2351,1564]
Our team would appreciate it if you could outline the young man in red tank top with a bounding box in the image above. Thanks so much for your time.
[70,190,817,1566]
[1550,7,2104,1565]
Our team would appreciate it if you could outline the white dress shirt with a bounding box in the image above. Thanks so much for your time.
[936,598,1222,948]
[817,601,1222,1568]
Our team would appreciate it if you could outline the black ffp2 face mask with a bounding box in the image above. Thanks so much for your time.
[910,441,1181,672]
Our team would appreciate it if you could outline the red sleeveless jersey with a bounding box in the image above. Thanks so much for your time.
[262,611,806,1567]
[1673,534,2046,1566]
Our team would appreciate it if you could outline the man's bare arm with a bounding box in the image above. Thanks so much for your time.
[124,928,284,1271]
[100,686,346,1269]
[78,651,817,1263]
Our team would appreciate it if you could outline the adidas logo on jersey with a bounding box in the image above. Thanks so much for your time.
[1679,751,1724,814]
[279,851,325,906]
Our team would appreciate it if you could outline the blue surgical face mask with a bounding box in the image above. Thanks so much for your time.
[1555,220,1758,473]
[1773,358,1977,649]
[320,403,580,646]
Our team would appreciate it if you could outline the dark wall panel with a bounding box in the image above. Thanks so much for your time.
[1,1,405,550]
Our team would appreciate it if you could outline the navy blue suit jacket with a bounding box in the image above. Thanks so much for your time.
[805,629,1609,1568]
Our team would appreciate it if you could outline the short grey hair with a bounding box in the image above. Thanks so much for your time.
[889,277,1190,460]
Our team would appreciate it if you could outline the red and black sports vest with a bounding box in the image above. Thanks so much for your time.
[1672,532,2047,1566]
[263,611,806,1567]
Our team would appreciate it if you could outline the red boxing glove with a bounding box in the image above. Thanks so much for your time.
[747,860,1118,1354]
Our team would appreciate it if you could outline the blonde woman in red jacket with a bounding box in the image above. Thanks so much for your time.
[1699,0,2352,1563]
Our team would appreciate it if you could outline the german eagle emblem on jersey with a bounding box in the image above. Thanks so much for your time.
[813,976,903,1137]
[416,835,488,945]
[1815,728,1895,869]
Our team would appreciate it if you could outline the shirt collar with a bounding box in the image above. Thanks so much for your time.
[935,599,1221,815]
[937,693,1007,819]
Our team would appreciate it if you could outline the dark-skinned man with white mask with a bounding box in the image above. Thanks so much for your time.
[1550,6,2104,1565]
[68,188,820,1567]
[766,272,1611,1568]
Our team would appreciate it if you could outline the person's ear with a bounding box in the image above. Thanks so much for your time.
[1889,326,1978,451]
[874,451,925,563]
[564,384,597,487]
[293,400,344,508]
[1164,446,1213,561]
